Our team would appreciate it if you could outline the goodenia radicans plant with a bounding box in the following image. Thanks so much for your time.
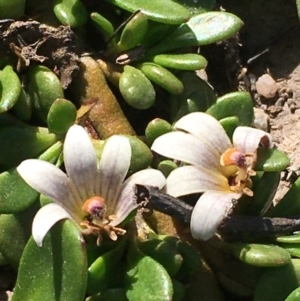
[17,124,165,246]
[151,112,272,240]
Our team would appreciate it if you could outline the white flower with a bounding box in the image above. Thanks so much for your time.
[151,112,272,241]
[17,125,165,246]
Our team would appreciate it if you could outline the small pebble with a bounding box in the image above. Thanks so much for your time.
[255,74,278,98]
[253,108,270,131]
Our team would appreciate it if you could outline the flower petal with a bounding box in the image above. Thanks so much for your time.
[17,159,79,212]
[233,126,273,154]
[166,165,229,197]
[151,132,221,170]
[110,169,165,226]
[175,112,231,155]
[32,203,73,246]
[190,191,241,241]
[64,125,98,201]
[97,135,131,207]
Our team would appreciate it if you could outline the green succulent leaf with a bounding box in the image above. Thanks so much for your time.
[152,53,207,71]
[170,72,216,122]
[278,243,300,259]
[47,98,77,134]
[227,243,291,267]
[255,148,290,172]
[87,238,127,295]
[0,167,39,213]
[91,12,115,43]
[145,118,172,145]
[206,91,253,126]
[86,288,128,301]
[138,238,183,277]
[138,62,184,95]
[286,287,300,301]
[125,242,173,301]
[12,220,87,301]
[187,12,243,45]
[253,261,298,301]
[147,11,243,55]
[0,65,22,113]
[248,171,280,216]
[105,0,190,24]
[172,0,216,14]
[53,0,88,28]
[119,65,155,110]
[269,176,300,217]
[118,12,148,51]
[219,116,239,140]
[0,201,39,268]
[276,234,300,244]
[0,126,58,169]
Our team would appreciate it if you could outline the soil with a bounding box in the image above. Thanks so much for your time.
[209,0,300,203]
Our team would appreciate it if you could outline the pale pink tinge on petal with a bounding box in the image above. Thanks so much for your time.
[190,191,242,241]
[175,112,231,156]
[97,135,131,209]
[32,203,75,246]
[151,131,221,170]
[64,124,98,201]
[166,165,230,197]
[17,159,80,213]
[233,126,273,154]
[110,169,165,226]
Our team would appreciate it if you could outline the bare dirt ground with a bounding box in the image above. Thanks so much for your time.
[211,0,300,203]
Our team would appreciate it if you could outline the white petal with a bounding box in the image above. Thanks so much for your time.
[32,203,73,246]
[17,160,78,213]
[233,126,273,154]
[166,165,229,197]
[97,136,131,207]
[190,191,241,241]
[175,112,231,155]
[64,125,98,201]
[110,169,165,226]
[151,132,221,170]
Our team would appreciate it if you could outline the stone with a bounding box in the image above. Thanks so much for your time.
[255,74,278,98]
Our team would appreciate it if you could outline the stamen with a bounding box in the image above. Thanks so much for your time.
[220,148,247,167]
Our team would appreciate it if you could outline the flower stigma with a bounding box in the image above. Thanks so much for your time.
[220,147,256,197]
[81,196,126,245]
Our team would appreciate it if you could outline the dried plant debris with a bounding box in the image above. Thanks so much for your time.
[0,20,80,88]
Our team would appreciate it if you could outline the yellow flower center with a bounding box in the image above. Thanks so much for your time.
[80,196,126,245]
[220,148,256,196]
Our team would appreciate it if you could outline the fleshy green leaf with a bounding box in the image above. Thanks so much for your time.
[47,98,76,134]
[276,234,300,244]
[253,261,298,301]
[87,239,127,295]
[152,53,207,71]
[206,91,253,126]
[187,12,243,45]
[147,12,243,55]
[219,116,239,140]
[0,126,58,169]
[255,148,290,172]
[227,243,291,267]
[105,0,190,24]
[268,176,300,217]
[170,72,216,122]
[125,243,173,301]
[172,0,216,14]
[285,287,300,301]
[277,243,300,259]
[0,201,39,268]
[12,220,87,301]
[138,239,183,277]
[0,168,39,213]
[248,171,280,216]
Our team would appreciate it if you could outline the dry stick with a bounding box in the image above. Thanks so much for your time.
[135,184,300,240]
